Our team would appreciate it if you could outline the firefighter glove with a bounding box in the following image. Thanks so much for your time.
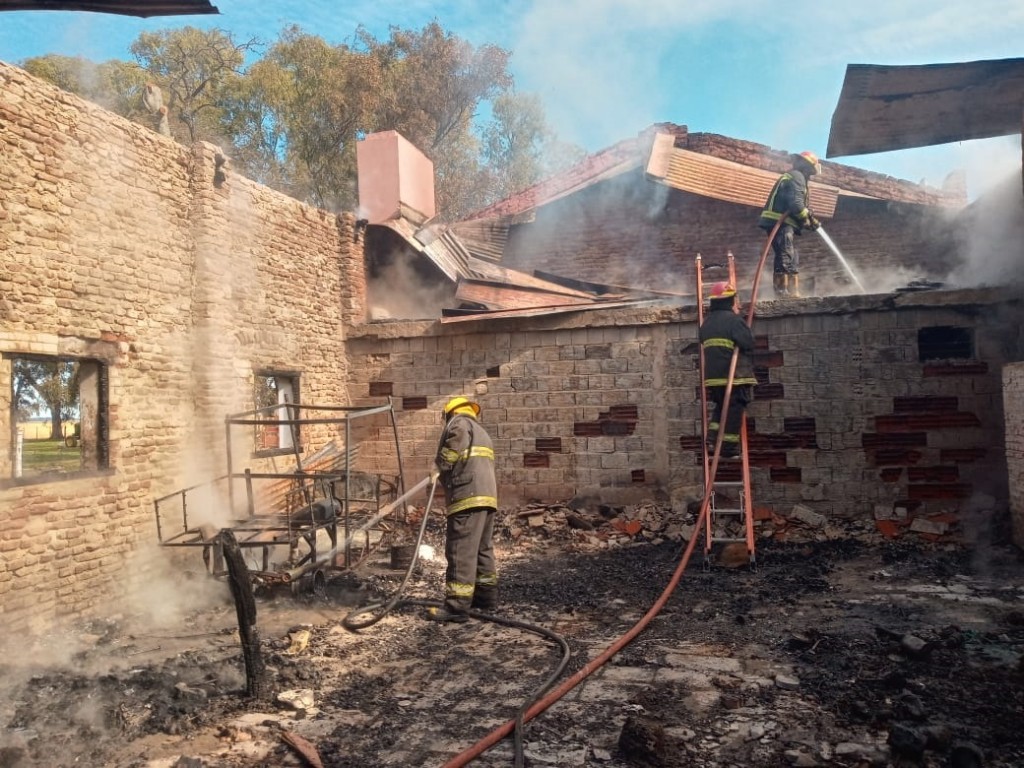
[808,214,821,231]
[429,468,440,484]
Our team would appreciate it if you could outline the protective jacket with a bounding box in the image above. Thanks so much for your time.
[699,307,757,387]
[436,413,497,515]
[758,169,811,232]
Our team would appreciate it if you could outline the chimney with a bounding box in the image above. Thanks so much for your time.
[356,131,436,225]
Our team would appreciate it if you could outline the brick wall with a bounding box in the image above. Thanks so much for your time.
[0,63,359,631]
[501,169,958,299]
[1005,362,1024,546]
[347,289,1021,524]
[3,60,1020,634]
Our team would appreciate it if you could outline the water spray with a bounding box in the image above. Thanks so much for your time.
[816,226,866,293]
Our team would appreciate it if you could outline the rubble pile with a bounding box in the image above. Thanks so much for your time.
[497,496,974,555]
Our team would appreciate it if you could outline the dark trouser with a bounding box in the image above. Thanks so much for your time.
[771,224,799,275]
[707,385,753,448]
[444,507,497,613]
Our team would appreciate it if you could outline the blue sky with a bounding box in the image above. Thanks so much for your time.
[1,0,1021,198]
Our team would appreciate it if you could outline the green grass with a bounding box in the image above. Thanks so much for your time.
[22,439,81,474]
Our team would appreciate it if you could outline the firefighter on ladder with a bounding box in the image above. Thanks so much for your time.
[700,282,757,458]
[758,151,822,298]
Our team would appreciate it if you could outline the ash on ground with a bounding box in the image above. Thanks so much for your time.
[1,501,1022,768]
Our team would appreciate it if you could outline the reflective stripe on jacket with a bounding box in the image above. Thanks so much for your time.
[698,309,757,387]
[758,170,811,231]
[435,413,498,515]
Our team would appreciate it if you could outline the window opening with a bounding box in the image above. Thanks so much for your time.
[7,354,108,482]
[917,327,973,362]
[254,372,300,454]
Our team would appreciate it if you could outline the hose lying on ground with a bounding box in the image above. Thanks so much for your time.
[339,476,572,765]
[441,222,784,767]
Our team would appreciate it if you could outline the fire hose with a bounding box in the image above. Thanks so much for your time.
[339,475,572,767]
[440,219,784,768]
[343,224,782,764]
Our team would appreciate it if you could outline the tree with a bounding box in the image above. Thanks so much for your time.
[21,54,98,95]
[234,27,380,209]
[369,23,512,151]
[130,26,257,143]
[12,358,80,441]
[480,92,554,203]
[21,55,148,117]
[225,22,516,214]
[23,22,578,219]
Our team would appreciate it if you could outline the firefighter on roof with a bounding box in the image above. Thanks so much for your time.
[699,283,757,458]
[426,396,498,623]
[758,150,822,298]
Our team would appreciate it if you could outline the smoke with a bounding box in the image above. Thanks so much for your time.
[114,543,232,627]
[172,156,263,509]
[368,250,456,320]
[817,261,925,297]
[944,171,1024,290]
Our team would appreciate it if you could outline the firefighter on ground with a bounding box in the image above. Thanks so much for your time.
[758,151,822,298]
[699,283,757,458]
[426,396,498,623]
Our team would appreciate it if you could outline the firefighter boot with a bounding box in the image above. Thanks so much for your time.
[773,273,788,297]
[789,274,801,298]
[471,585,497,611]
[425,606,469,623]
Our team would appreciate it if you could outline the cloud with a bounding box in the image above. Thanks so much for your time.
[508,0,761,148]
[807,1,1024,63]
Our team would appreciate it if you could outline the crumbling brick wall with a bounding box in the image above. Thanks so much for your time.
[348,291,1020,530]
[1004,362,1024,546]
[3,60,1019,635]
[501,168,958,299]
[0,62,361,631]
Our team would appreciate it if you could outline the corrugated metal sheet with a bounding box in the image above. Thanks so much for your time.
[648,148,840,219]
[827,59,1024,158]
[440,298,668,323]
[455,280,597,310]
[0,0,218,16]
[377,220,487,283]
[449,218,509,263]
[465,261,598,299]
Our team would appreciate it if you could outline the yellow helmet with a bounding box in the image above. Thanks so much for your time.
[796,151,821,175]
[443,396,480,418]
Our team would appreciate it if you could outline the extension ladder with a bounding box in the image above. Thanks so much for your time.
[695,252,756,569]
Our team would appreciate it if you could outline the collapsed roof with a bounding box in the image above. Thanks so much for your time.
[363,123,961,322]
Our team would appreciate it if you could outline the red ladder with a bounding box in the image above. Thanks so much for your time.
[695,252,756,569]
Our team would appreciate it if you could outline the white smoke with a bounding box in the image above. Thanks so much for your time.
[368,250,456,320]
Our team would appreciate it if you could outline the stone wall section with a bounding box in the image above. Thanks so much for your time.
[348,290,1021,526]
[0,63,358,631]
[1005,362,1024,546]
